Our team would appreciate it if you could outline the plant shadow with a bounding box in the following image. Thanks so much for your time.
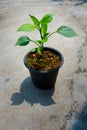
[72,101,87,130]
[75,0,87,6]
[10,77,55,106]
[52,0,87,5]
[52,0,64,2]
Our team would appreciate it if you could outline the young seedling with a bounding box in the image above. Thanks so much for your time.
[16,13,78,54]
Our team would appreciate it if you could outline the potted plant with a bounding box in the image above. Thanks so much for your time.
[16,13,78,90]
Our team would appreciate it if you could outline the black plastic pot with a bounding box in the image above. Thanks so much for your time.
[24,47,64,90]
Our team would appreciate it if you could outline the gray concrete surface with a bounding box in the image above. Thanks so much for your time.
[0,0,87,130]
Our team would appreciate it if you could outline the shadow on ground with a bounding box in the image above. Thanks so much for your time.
[75,0,87,6]
[52,0,64,2]
[72,101,87,130]
[52,0,87,5]
[10,77,55,106]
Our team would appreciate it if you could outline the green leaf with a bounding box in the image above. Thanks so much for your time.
[41,38,48,43]
[29,14,40,26]
[17,23,36,32]
[57,26,78,37]
[31,48,36,53]
[41,24,47,37]
[41,13,55,24]
[16,36,30,46]
[44,33,50,38]
[35,40,42,45]
[37,47,43,54]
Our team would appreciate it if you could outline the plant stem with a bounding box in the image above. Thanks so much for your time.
[47,31,56,38]
[30,39,40,47]
[40,27,43,39]
[39,26,44,48]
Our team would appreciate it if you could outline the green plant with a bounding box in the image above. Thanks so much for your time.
[16,13,78,53]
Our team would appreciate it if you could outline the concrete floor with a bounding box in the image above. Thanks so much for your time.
[0,0,87,130]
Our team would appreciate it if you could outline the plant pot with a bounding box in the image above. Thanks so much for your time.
[24,47,64,90]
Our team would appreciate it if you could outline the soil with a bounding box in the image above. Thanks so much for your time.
[26,50,61,71]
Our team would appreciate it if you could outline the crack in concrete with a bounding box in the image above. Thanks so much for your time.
[60,26,87,129]
[76,25,87,73]
[60,79,76,130]
[62,23,87,129]
[75,66,87,73]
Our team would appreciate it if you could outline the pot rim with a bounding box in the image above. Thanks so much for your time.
[24,47,64,73]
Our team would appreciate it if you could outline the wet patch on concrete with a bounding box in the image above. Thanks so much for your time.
[4,78,10,83]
